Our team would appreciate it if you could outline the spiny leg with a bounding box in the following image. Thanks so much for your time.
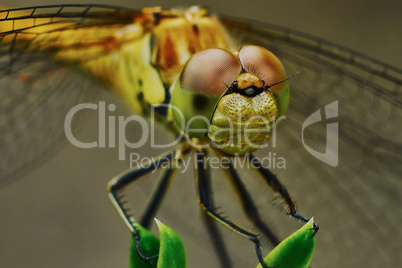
[200,152,233,268]
[195,150,272,268]
[224,158,280,246]
[202,213,234,268]
[140,166,176,228]
[107,150,176,263]
[247,153,319,235]
[139,142,192,228]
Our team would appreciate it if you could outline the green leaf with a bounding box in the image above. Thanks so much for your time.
[257,217,316,268]
[155,219,187,268]
[129,224,160,268]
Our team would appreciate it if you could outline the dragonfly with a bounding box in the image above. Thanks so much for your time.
[0,4,401,268]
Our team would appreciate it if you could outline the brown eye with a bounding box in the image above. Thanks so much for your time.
[239,45,287,92]
[180,48,242,96]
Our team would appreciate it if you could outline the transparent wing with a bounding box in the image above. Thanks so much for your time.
[0,5,141,184]
[220,15,402,267]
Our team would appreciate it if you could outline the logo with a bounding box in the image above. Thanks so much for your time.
[64,101,339,168]
[302,101,338,167]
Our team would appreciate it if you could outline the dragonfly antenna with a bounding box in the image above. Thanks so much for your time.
[264,71,300,89]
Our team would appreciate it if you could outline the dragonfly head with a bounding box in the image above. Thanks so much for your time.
[170,45,290,155]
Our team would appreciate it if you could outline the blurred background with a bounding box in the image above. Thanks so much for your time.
[0,1,400,268]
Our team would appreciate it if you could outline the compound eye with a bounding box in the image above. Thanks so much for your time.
[180,48,242,96]
[239,45,287,92]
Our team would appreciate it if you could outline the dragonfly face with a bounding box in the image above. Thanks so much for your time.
[171,45,289,155]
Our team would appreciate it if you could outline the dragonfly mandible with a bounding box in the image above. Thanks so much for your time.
[0,4,401,268]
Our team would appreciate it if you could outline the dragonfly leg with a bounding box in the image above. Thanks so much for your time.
[224,158,281,246]
[195,150,272,268]
[107,150,176,263]
[202,212,234,268]
[139,164,176,228]
[199,152,233,268]
[247,153,319,235]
